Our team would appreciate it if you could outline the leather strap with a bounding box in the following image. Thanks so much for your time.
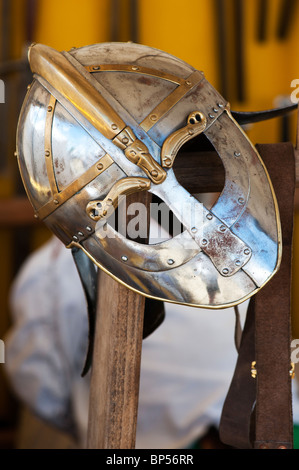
[254,142,295,449]
[232,103,297,125]
[220,142,295,449]
[219,297,256,448]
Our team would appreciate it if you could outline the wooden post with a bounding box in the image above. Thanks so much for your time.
[86,192,150,449]
[87,271,145,449]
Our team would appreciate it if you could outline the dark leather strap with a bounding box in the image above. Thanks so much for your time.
[254,142,295,449]
[220,142,295,449]
[219,297,256,448]
[232,103,297,125]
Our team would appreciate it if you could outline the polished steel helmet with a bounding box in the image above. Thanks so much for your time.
[16,42,281,309]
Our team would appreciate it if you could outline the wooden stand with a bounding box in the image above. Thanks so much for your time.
[87,191,150,449]
[85,146,298,449]
[87,271,145,449]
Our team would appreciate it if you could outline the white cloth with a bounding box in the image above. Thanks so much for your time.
[5,236,299,449]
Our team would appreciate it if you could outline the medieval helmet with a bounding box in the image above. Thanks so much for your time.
[16,42,281,309]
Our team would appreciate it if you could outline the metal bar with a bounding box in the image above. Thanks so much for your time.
[214,0,229,98]
[277,0,298,39]
[110,0,120,41]
[233,0,245,102]
[1,0,11,61]
[25,0,38,44]
[256,0,268,42]
[129,0,139,43]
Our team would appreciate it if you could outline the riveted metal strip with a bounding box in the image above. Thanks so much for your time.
[84,64,204,132]
[44,94,58,194]
[85,63,184,85]
[139,70,204,132]
[37,153,114,220]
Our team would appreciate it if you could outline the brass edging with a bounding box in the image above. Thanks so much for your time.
[85,63,185,85]
[44,94,58,194]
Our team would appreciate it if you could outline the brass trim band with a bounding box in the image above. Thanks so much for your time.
[140,70,203,132]
[37,153,114,220]
[85,63,187,85]
[44,94,58,194]
[85,63,204,132]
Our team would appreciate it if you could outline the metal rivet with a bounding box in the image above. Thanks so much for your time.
[150,114,157,121]
[234,151,241,157]
[244,248,251,255]
[111,123,118,130]
[219,225,226,232]
[78,231,84,237]
[14,151,18,157]
[73,235,79,241]
[238,197,245,205]
[277,445,287,449]
[185,80,192,86]
[163,158,172,167]
[218,103,224,108]
[222,268,229,275]
[97,162,104,170]
[235,260,241,266]
[213,108,219,113]
[53,199,59,205]
[188,129,194,135]
[122,137,129,144]
[191,227,197,233]
[167,259,175,265]
[86,226,92,232]
[206,213,213,220]
[209,114,215,119]
[45,150,50,157]
[92,66,100,71]
[259,444,268,449]
[201,238,208,246]
[132,65,139,71]
[121,255,128,262]
[151,170,158,177]
[47,105,53,112]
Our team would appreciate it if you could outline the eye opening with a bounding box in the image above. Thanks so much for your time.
[172,132,225,210]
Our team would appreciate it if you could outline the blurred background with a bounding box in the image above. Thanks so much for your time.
[1,0,299,449]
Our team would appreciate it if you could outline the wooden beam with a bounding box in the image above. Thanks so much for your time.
[1,148,299,229]
[87,191,150,449]
[87,271,145,449]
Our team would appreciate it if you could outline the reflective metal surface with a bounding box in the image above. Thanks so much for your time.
[16,42,281,308]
